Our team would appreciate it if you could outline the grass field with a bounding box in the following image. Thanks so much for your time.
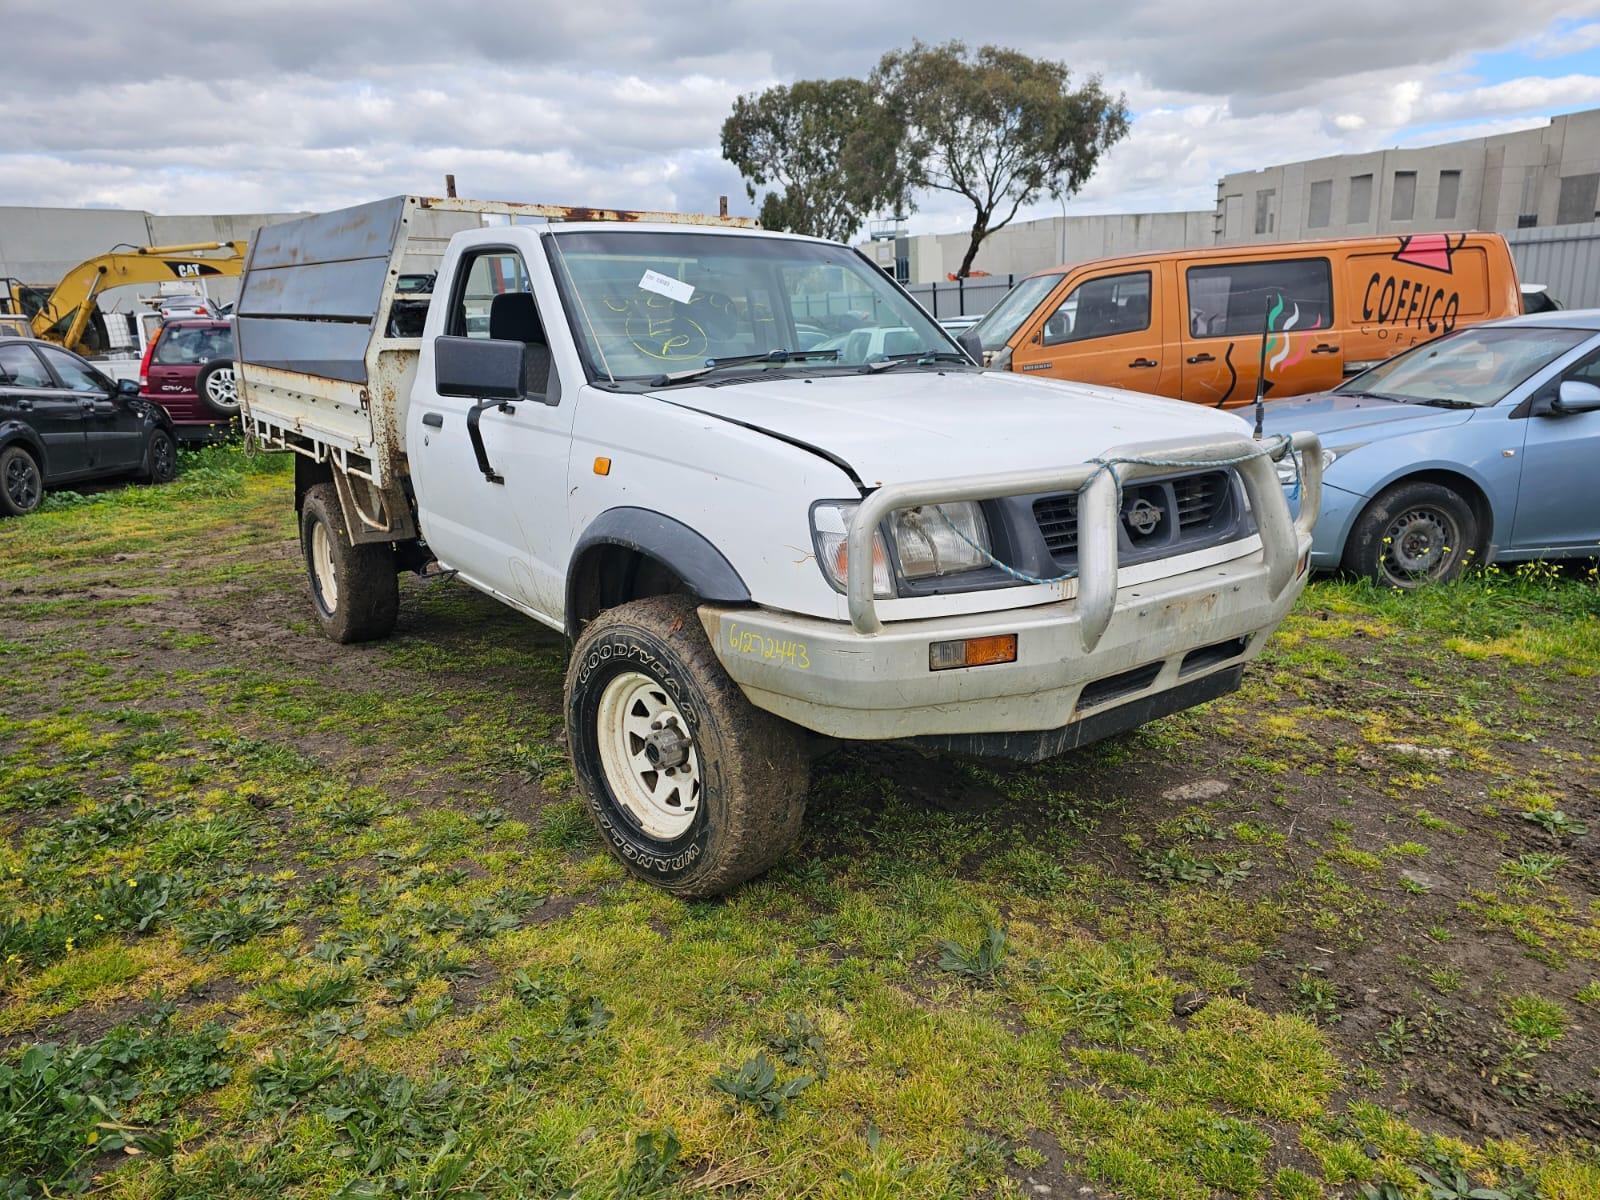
[2,445,1597,1199]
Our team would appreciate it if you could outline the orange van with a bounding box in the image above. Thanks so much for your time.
[968,232,1521,406]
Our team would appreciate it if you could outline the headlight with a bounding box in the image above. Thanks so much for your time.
[888,502,991,579]
[810,501,993,595]
[1276,447,1338,485]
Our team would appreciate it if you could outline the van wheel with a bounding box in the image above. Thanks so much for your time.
[565,595,809,898]
[196,359,239,418]
[0,445,43,516]
[1344,480,1478,588]
[299,482,398,643]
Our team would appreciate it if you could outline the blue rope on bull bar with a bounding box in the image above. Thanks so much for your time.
[926,434,1300,588]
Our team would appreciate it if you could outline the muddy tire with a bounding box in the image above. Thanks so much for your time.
[195,359,239,418]
[1344,479,1479,589]
[0,444,43,517]
[144,429,177,484]
[299,482,398,643]
[565,595,808,897]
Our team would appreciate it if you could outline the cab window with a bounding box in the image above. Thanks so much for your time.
[1042,272,1151,345]
[36,345,108,392]
[449,248,553,397]
[1187,258,1332,338]
[0,344,51,389]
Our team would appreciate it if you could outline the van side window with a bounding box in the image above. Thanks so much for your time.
[1041,272,1151,346]
[1186,259,1332,339]
[450,248,552,398]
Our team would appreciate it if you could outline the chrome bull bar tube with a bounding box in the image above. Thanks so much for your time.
[845,431,1324,641]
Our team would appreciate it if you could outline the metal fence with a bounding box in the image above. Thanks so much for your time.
[904,275,1017,320]
[1506,221,1600,310]
[903,222,1600,320]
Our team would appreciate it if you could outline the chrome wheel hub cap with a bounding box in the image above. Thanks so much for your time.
[207,368,237,406]
[596,671,701,840]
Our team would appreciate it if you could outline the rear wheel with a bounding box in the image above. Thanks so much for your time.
[299,482,398,643]
[1344,480,1479,588]
[196,359,239,419]
[565,595,809,897]
[0,445,42,516]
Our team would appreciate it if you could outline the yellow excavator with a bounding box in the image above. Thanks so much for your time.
[1,240,248,355]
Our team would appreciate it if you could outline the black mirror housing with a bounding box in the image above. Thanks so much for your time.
[956,328,985,365]
[1553,379,1600,415]
[117,377,141,397]
[434,335,529,401]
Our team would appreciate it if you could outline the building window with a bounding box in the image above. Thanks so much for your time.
[1254,188,1277,235]
[1519,166,1540,228]
[1349,174,1373,224]
[1307,180,1333,229]
[1436,170,1461,220]
[1557,173,1600,226]
[1391,171,1417,221]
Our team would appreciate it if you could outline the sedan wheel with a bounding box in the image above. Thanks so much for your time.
[0,447,42,516]
[1345,480,1479,589]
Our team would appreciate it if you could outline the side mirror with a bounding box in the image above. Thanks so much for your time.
[956,328,985,365]
[434,335,529,401]
[116,378,140,398]
[1552,379,1600,415]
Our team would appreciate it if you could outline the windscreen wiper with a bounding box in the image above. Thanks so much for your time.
[649,348,841,386]
[861,350,974,373]
[1412,397,1478,409]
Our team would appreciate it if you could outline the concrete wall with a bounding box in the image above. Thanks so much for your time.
[1215,108,1600,244]
[861,210,1214,284]
[0,205,305,313]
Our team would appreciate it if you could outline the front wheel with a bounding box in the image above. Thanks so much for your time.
[144,429,177,483]
[299,482,398,643]
[565,595,809,897]
[1344,480,1479,588]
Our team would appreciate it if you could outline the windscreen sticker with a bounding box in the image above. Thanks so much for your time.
[638,269,694,304]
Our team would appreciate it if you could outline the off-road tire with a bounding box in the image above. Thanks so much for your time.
[1344,479,1479,589]
[195,359,239,418]
[565,595,809,897]
[144,429,177,483]
[299,482,398,643]
[0,445,43,517]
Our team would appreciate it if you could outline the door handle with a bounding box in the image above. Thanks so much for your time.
[15,399,31,411]
[466,398,515,484]
[1309,343,1339,355]
[1186,353,1215,365]
[1128,358,1158,369]
[422,412,443,428]
[80,399,96,411]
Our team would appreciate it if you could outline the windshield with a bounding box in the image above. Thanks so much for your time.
[547,230,958,383]
[1336,325,1590,408]
[969,273,1065,351]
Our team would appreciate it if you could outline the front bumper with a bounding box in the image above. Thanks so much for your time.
[701,533,1309,747]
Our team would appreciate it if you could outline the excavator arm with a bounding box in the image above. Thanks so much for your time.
[29,241,248,355]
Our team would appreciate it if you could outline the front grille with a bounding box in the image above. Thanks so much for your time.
[1033,492,1079,556]
[1173,473,1227,529]
[1033,469,1236,564]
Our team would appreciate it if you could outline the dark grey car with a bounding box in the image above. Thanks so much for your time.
[0,337,178,516]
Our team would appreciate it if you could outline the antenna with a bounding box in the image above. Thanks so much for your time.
[1253,291,1277,441]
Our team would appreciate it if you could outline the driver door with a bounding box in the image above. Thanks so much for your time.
[36,345,145,473]
[409,241,577,622]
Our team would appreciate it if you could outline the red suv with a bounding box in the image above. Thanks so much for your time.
[139,319,237,439]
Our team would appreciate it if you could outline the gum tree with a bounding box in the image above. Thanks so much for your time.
[874,41,1130,277]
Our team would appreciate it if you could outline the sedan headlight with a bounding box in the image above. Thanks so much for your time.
[1276,447,1338,485]
[811,501,993,596]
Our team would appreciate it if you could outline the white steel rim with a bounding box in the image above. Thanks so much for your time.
[596,671,701,840]
[311,520,338,610]
[206,366,237,406]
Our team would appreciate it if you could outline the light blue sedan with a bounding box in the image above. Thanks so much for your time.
[1261,312,1600,587]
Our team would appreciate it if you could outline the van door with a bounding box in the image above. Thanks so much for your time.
[1010,267,1175,396]
[1180,256,1341,407]
[409,242,576,622]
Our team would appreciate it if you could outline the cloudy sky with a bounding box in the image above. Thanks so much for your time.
[4,1,1600,238]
